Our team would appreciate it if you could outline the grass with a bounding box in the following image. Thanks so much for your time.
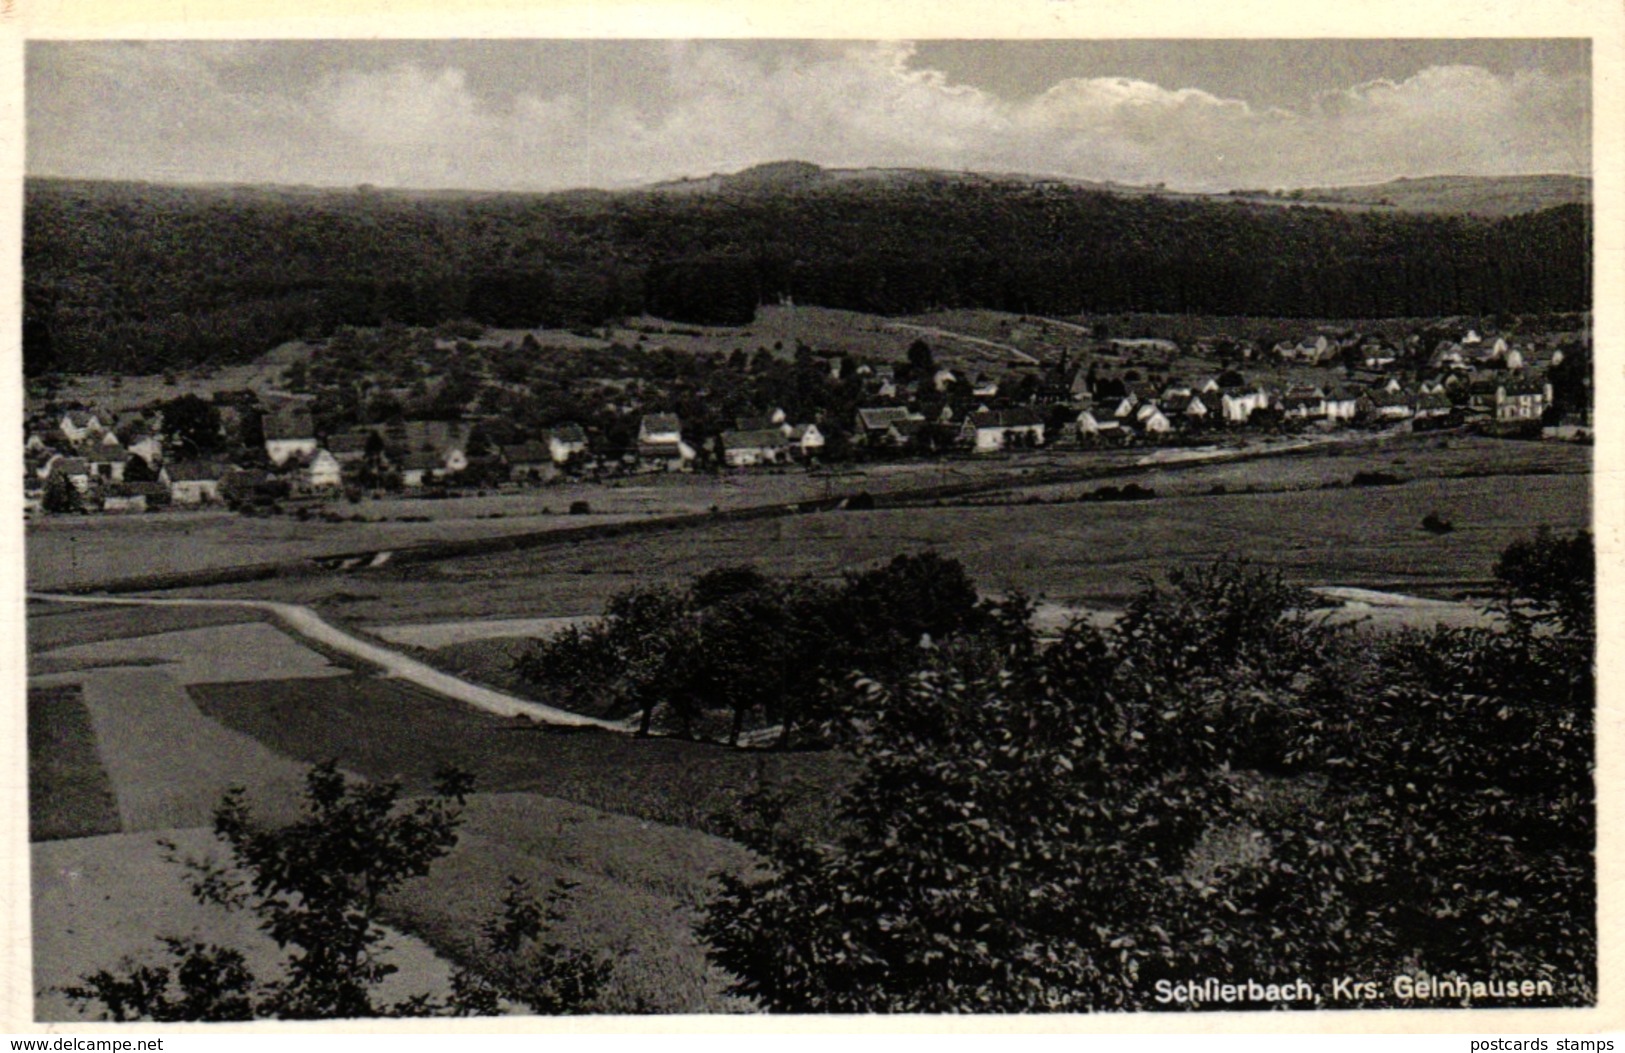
[26,601,268,654]
[244,467,1581,625]
[381,792,757,1013]
[27,685,121,841]
[188,675,853,840]
[159,430,1587,626]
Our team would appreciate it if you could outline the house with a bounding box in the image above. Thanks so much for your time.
[101,485,149,514]
[1136,407,1173,435]
[932,367,959,393]
[326,429,380,466]
[1466,377,1503,415]
[1495,379,1549,423]
[502,442,556,483]
[960,408,1045,453]
[87,444,131,483]
[264,405,319,466]
[1324,388,1364,422]
[59,410,103,444]
[1367,389,1415,421]
[638,413,682,448]
[722,428,792,467]
[546,424,590,464]
[855,406,919,446]
[168,461,226,505]
[47,456,92,494]
[125,433,164,466]
[398,451,443,488]
[1278,335,1332,364]
[1362,345,1398,369]
[787,424,826,458]
[1415,393,1454,420]
[865,366,898,400]
[1073,410,1122,441]
[302,449,343,490]
[1221,388,1271,425]
[1109,394,1139,420]
[1282,386,1327,420]
[635,413,693,471]
[896,418,950,449]
[973,374,1001,399]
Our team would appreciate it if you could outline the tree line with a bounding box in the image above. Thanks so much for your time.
[25,177,1589,374]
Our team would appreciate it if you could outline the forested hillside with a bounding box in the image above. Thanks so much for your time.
[24,174,1590,375]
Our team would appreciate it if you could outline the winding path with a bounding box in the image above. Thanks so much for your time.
[29,592,634,732]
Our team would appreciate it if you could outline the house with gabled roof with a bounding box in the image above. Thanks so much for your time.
[959,408,1045,453]
[501,442,555,483]
[546,423,590,464]
[264,405,319,465]
[59,410,103,444]
[1495,378,1550,423]
[168,461,228,505]
[787,424,826,459]
[46,456,92,494]
[1366,389,1415,421]
[721,428,792,467]
[855,406,919,446]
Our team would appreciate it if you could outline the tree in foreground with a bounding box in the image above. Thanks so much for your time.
[63,763,609,1020]
[702,541,1594,1011]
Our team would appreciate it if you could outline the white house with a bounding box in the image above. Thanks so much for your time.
[722,428,791,467]
[788,423,826,458]
[59,410,103,444]
[264,406,319,466]
[1221,388,1271,425]
[960,408,1045,453]
[168,462,225,505]
[547,423,590,464]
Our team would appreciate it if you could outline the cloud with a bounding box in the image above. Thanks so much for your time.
[26,41,1591,191]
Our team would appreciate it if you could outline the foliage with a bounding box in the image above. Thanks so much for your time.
[701,536,1595,1011]
[63,763,610,1020]
[25,176,1588,374]
[515,552,991,747]
[154,395,224,456]
[41,471,81,513]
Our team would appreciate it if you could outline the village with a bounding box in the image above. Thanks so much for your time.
[22,313,1591,518]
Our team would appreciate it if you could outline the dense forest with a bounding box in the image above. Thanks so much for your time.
[23,175,1590,375]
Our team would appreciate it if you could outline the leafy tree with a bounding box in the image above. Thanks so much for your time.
[122,454,157,484]
[155,394,224,456]
[64,763,609,1020]
[42,471,81,513]
[702,541,1594,1011]
[701,616,1229,1011]
[906,338,934,373]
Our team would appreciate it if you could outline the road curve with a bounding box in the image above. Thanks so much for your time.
[29,592,634,733]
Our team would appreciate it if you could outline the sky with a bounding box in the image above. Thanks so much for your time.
[25,39,1592,193]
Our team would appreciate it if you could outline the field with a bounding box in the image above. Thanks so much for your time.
[188,674,851,838]
[26,455,1092,591]
[27,685,120,841]
[153,433,1587,628]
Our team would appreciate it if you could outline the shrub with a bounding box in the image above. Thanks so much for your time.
[63,764,609,1020]
[701,538,1594,1010]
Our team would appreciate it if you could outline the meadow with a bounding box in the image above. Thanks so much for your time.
[156,433,1587,629]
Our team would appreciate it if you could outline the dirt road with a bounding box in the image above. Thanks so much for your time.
[30,592,632,732]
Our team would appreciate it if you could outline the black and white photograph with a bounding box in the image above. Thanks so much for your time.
[8,14,1611,1028]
